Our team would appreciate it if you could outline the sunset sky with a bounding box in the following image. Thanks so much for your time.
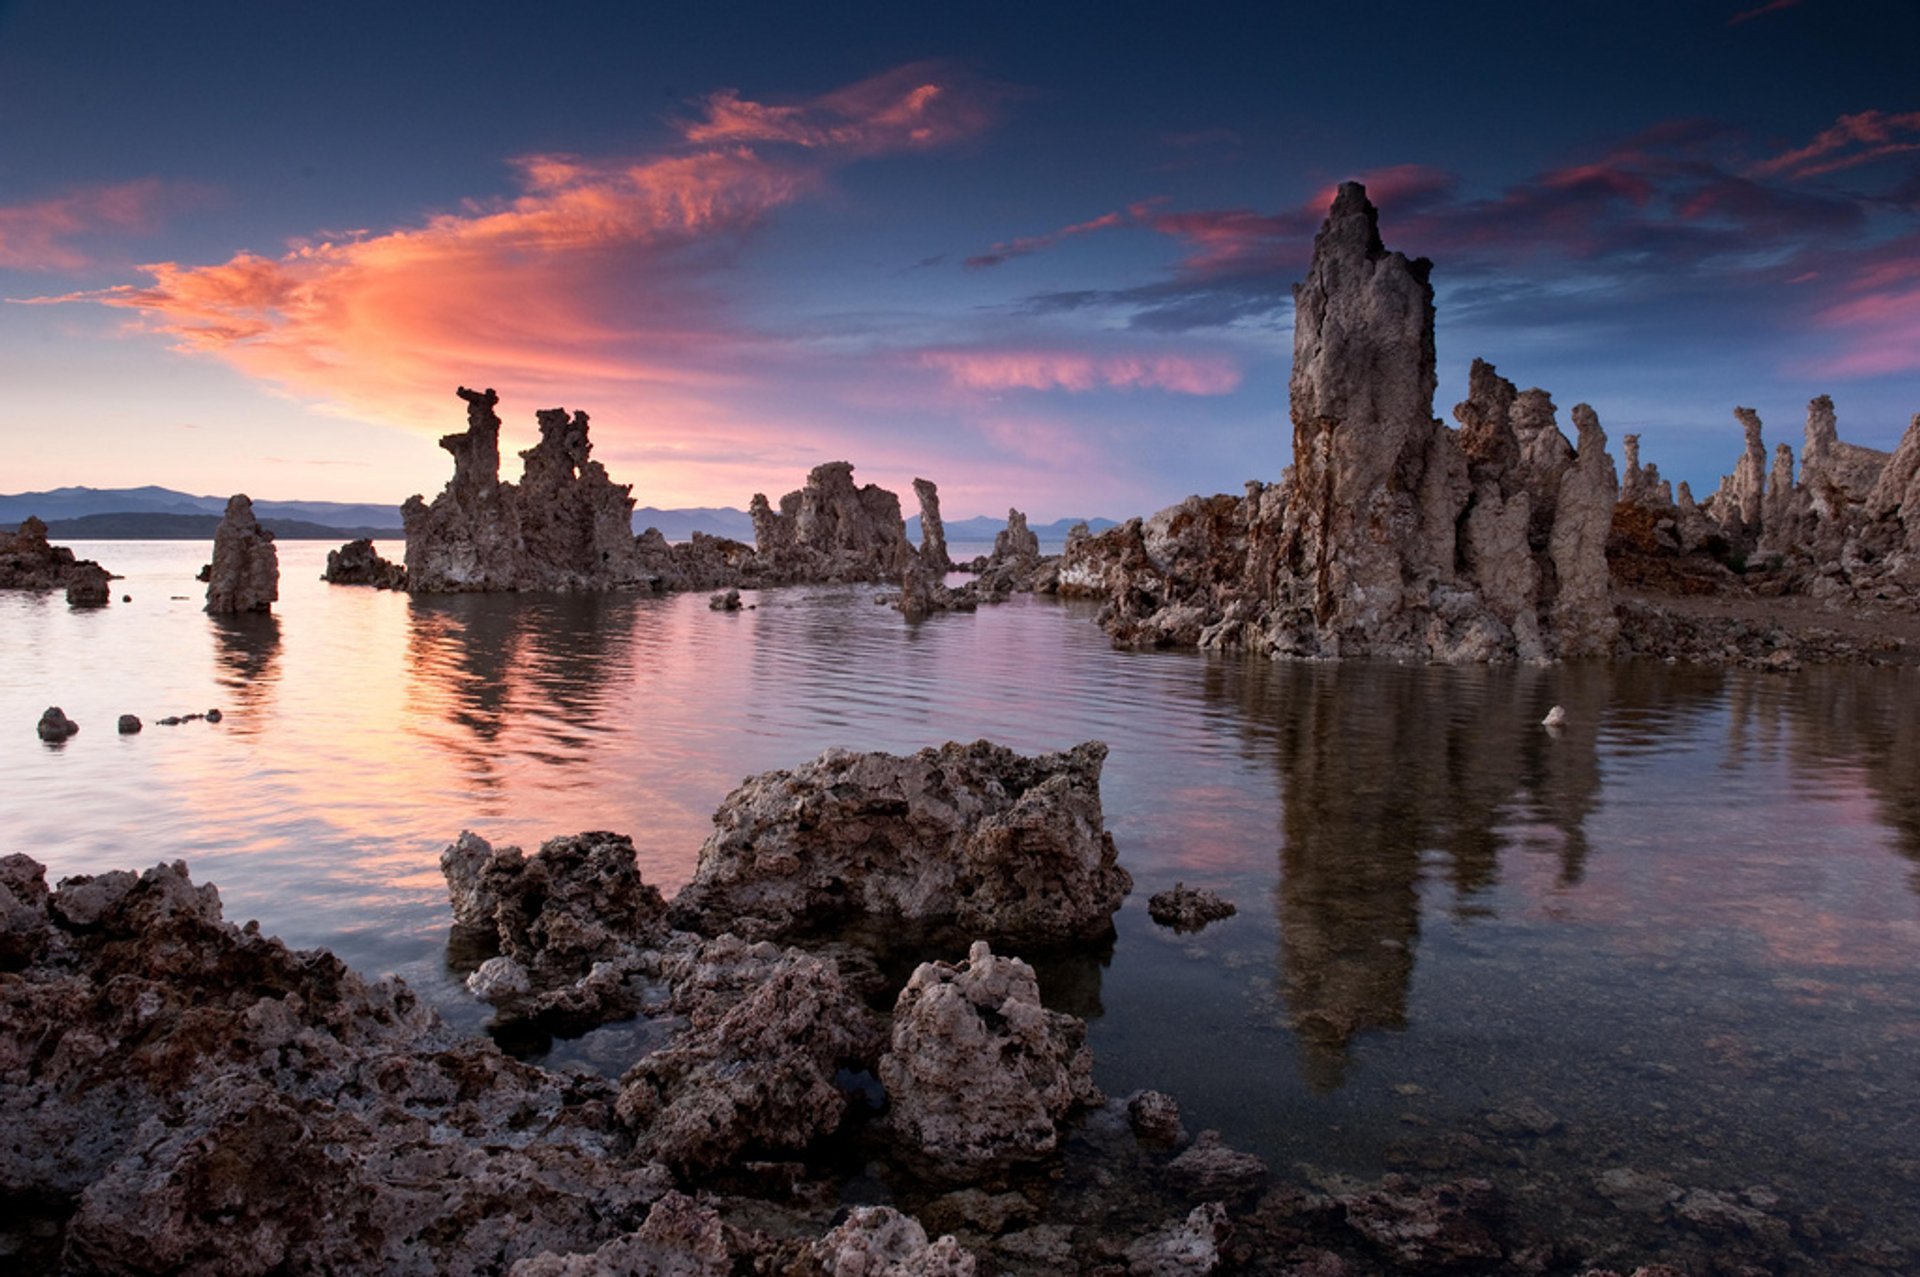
[4,0,1918,520]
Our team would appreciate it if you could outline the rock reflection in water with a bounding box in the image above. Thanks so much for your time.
[208,613,281,723]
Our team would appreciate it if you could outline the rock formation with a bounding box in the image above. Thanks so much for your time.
[1146,883,1237,931]
[403,388,648,593]
[203,494,279,614]
[747,461,917,584]
[631,528,756,593]
[322,538,407,589]
[669,740,1131,943]
[37,706,78,742]
[914,477,953,573]
[1057,184,1623,662]
[1,516,113,599]
[879,941,1101,1178]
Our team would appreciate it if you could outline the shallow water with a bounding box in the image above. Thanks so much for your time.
[6,541,1920,1267]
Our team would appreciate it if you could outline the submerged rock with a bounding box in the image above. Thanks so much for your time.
[1146,883,1237,932]
[670,740,1131,943]
[879,941,1101,1178]
[204,494,279,614]
[1123,1203,1230,1277]
[322,538,407,589]
[403,388,649,593]
[708,588,742,611]
[1168,1130,1268,1198]
[37,706,78,742]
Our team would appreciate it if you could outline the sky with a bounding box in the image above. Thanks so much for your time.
[3,0,1918,521]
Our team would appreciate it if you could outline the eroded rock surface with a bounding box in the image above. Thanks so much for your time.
[670,740,1131,943]
[750,461,916,585]
[1,517,112,597]
[879,941,1101,1178]
[915,478,954,573]
[1146,884,1237,932]
[204,494,279,614]
[37,706,78,742]
[403,388,649,593]
[322,538,407,589]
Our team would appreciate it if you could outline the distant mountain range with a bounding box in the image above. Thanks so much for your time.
[6,486,1116,545]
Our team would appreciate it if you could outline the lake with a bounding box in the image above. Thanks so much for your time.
[6,540,1919,1270]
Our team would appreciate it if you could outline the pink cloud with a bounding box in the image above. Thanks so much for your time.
[965,211,1128,269]
[920,348,1241,395]
[1814,284,1920,376]
[0,179,172,270]
[1728,0,1800,25]
[682,62,1004,154]
[1750,110,1920,180]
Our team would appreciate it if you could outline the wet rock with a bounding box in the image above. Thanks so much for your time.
[441,831,669,1031]
[65,561,112,606]
[403,387,650,593]
[708,588,742,611]
[116,714,141,735]
[205,708,223,723]
[1,516,112,596]
[1127,1090,1187,1146]
[0,856,673,1275]
[1335,1175,1503,1269]
[805,1206,977,1275]
[615,941,880,1176]
[1592,1168,1682,1214]
[880,941,1101,1178]
[1483,1098,1559,1137]
[204,494,279,614]
[1146,883,1237,932]
[671,740,1130,944]
[508,1191,731,1275]
[322,538,408,589]
[1123,1202,1230,1276]
[632,528,756,594]
[37,706,78,742]
[921,1188,1034,1236]
[1168,1130,1268,1198]
[748,461,916,585]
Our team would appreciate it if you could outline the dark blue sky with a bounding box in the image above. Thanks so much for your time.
[3,0,1916,515]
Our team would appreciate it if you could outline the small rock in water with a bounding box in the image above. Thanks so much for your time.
[121,594,131,603]
[708,588,742,611]
[1127,1089,1187,1146]
[37,707,79,742]
[1147,882,1238,931]
[1542,705,1567,729]
[205,709,223,723]
[157,716,182,726]
[117,715,142,735]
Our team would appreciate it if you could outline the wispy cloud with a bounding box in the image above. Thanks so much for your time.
[964,210,1130,270]
[1749,109,1920,180]
[1728,0,1801,26]
[919,348,1241,395]
[0,180,176,270]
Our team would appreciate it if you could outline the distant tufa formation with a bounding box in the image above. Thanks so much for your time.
[1059,183,1618,662]
[204,495,279,615]
[0,517,114,606]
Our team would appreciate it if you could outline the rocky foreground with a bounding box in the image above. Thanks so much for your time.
[2,739,1837,1276]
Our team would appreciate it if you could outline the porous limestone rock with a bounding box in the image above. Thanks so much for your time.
[708,588,742,611]
[1123,1203,1230,1277]
[508,1191,731,1276]
[1,516,111,595]
[879,941,1101,1178]
[1547,406,1619,656]
[1334,1176,1504,1269]
[1126,1090,1187,1146]
[669,740,1131,943]
[806,1206,977,1276]
[614,940,880,1175]
[1167,1130,1268,1197]
[632,528,755,593]
[992,508,1040,565]
[65,561,112,606]
[0,857,672,1275]
[402,388,648,593]
[37,706,78,742]
[441,830,669,1031]
[322,538,407,589]
[1146,884,1237,932]
[204,494,279,614]
[914,477,954,573]
[748,461,916,585]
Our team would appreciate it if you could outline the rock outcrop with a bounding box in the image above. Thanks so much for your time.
[1,516,113,599]
[204,494,279,614]
[914,477,953,573]
[441,831,669,1032]
[1146,883,1237,932]
[402,388,648,593]
[1057,184,1623,663]
[669,740,1131,944]
[879,941,1101,1178]
[748,461,917,584]
[37,706,78,742]
[322,538,408,589]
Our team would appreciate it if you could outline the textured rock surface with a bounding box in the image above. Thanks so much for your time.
[749,461,916,585]
[1335,1176,1504,1269]
[914,477,953,573]
[204,494,279,614]
[1167,1130,1268,1197]
[37,706,78,742]
[614,939,880,1175]
[1123,1203,1230,1276]
[0,856,672,1275]
[403,388,648,593]
[1,516,111,596]
[806,1206,977,1276]
[441,831,669,1032]
[1146,884,1238,932]
[632,528,756,593]
[879,941,1101,1177]
[64,561,112,606]
[670,740,1131,943]
[322,538,407,589]
[508,1191,730,1276]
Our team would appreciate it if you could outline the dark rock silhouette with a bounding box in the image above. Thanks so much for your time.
[1,516,113,600]
[322,538,407,589]
[203,495,279,614]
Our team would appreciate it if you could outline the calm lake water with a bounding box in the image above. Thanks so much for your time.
[7,540,1920,1268]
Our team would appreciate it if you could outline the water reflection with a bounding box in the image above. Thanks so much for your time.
[209,613,282,722]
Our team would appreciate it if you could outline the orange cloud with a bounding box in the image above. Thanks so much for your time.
[682,62,1004,154]
[0,179,171,270]
[920,348,1241,395]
